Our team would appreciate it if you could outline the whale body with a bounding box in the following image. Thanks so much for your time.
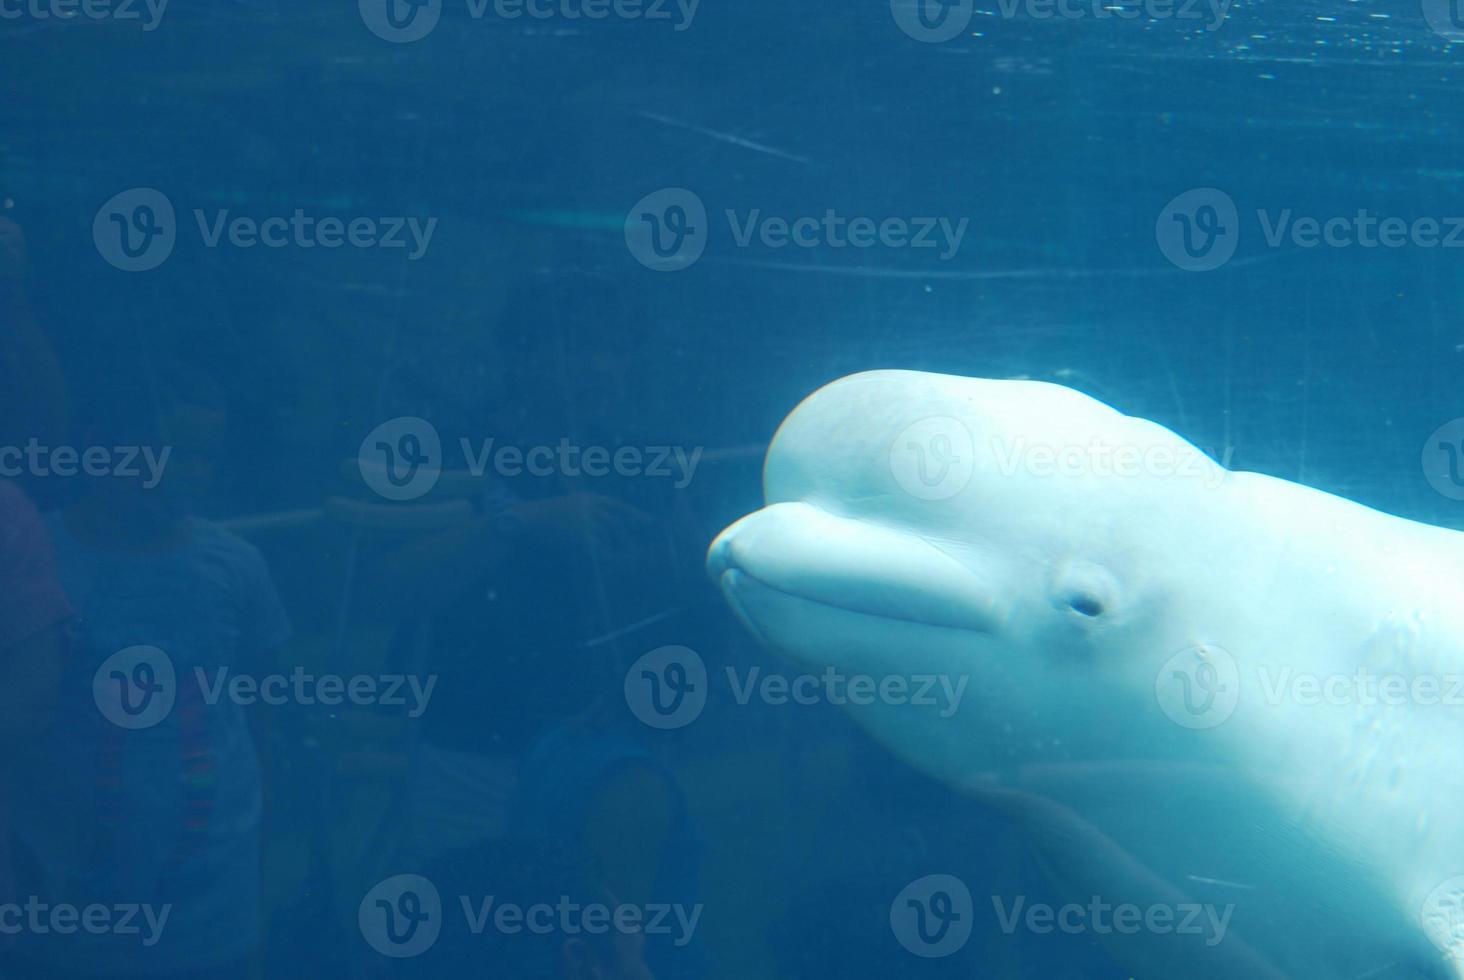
[708,370,1464,980]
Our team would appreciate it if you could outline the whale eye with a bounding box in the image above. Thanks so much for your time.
[1066,594,1105,618]
[1051,561,1120,623]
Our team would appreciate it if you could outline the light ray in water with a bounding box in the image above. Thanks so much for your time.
[1186,874,1257,890]
[637,111,813,166]
[582,607,684,649]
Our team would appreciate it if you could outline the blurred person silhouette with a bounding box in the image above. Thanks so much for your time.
[0,214,71,708]
[0,479,71,771]
[0,216,69,493]
[0,214,74,961]
[0,482,72,969]
[2,353,290,980]
[359,270,705,980]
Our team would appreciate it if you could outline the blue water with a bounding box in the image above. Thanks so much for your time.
[1,1,1462,977]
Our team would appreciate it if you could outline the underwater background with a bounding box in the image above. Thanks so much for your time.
[2,0,1463,977]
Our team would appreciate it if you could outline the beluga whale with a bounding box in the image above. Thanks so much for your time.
[708,369,1464,980]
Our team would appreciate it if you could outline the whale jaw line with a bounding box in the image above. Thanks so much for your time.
[714,565,998,645]
[706,502,1008,644]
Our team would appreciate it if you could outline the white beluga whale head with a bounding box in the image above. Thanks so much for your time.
[708,369,1237,780]
[709,369,1464,980]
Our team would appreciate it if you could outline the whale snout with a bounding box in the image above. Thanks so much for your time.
[707,502,1007,636]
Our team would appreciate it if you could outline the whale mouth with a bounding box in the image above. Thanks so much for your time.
[706,502,1007,636]
[713,566,996,641]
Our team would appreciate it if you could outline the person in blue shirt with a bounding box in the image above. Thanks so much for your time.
[5,361,290,980]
